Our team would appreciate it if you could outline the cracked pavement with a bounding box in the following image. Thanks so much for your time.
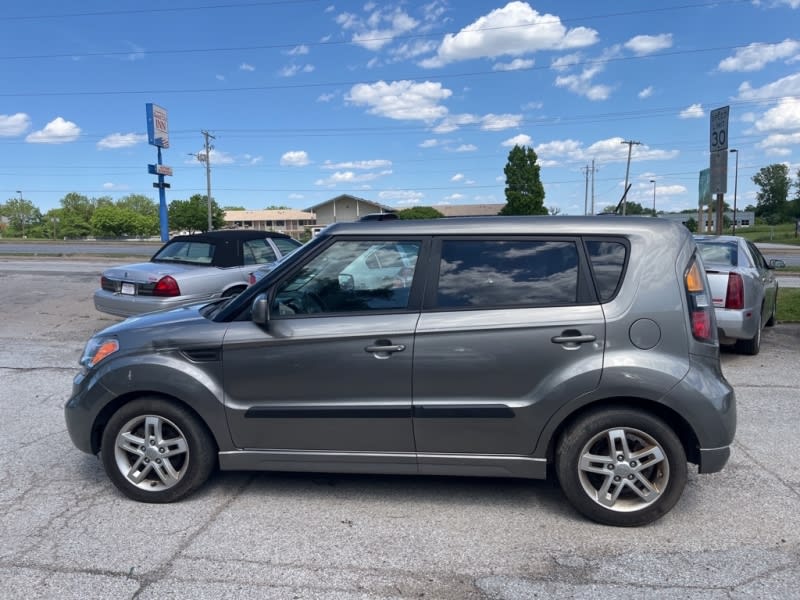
[1,257,799,599]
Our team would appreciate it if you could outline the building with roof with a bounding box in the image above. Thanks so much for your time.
[306,194,395,226]
[223,209,316,240]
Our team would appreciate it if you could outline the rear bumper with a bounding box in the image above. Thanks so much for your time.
[714,306,759,343]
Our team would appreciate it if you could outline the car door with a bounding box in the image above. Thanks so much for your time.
[745,240,778,321]
[412,236,606,462]
[222,237,425,456]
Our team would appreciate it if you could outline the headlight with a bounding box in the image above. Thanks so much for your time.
[80,338,119,372]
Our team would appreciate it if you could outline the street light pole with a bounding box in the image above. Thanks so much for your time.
[730,149,739,235]
[15,190,24,238]
[649,179,656,216]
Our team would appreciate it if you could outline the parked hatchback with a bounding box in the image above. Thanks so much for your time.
[67,217,735,526]
[694,235,779,355]
[94,229,302,317]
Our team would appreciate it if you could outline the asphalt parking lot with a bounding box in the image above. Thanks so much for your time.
[1,257,799,599]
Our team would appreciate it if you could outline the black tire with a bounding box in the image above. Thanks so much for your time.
[100,398,216,503]
[736,313,761,355]
[556,408,687,527]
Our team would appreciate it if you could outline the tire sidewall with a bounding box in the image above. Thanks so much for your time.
[556,408,687,527]
[100,397,215,503]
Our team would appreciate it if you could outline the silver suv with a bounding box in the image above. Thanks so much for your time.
[65,217,735,526]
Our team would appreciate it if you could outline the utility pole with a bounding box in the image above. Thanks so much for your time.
[620,140,641,215]
[201,130,215,232]
[591,159,596,215]
[581,164,590,215]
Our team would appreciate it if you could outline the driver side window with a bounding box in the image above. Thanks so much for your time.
[272,240,421,316]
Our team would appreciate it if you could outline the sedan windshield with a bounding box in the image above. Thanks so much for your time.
[696,241,738,267]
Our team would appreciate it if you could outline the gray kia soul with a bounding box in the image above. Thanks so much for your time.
[65,216,735,526]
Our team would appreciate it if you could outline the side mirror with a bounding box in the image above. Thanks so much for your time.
[251,293,271,325]
[768,259,786,269]
[338,273,355,291]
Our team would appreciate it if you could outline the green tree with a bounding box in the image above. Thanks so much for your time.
[752,164,790,222]
[264,205,289,210]
[58,193,95,238]
[397,206,443,219]
[223,205,247,211]
[684,217,697,232]
[2,197,41,237]
[169,194,225,232]
[117,194,158,218]
[499,145,546,215]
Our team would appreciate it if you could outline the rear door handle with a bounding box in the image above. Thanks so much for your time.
[551,333,596,346]
[365,340,406,358]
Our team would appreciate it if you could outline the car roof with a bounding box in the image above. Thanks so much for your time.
[169,229,291,243]
[321,215,687,237]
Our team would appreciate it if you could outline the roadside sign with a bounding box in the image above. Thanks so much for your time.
[698,168,711,207]
[710,150,728,195]
[146,103,169,148]
[148,164,173,176]
[710,106,729,153]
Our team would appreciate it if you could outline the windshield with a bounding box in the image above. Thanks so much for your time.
[696,241,738,267]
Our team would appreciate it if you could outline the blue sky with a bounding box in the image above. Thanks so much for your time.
[2,0,800,215]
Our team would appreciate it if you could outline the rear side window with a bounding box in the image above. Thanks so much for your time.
[154,241,214,264]
[243,239,279,265]
[585,239,627,302]
[435,240,579,308]
[273,237,303,254]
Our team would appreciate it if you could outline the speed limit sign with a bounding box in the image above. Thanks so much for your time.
[710,106,729,153]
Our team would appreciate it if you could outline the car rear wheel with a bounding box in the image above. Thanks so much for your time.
[736,313,762,355]
[101,398,216,503]
[556,408,687,527]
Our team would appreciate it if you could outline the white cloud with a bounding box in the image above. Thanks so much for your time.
[243,154,263,166]
[757,132,800,149]
[624,34,673,56]
[522,101,543,110]
[97,133,147,150]
[419,138,439,148]
[336,7,419,51]
[533,136,678,166]
[239,63,255,71]
[736,72,800,101]
[25,117,81,144]
[754,97,800,132]
[216,74,225,81]
[638,86,654,99]
[102,182,130,191]
[322,159,392,170]
[315,169,392,186]
[317,92,337,102]
[481,113,523,131]
[493,58,534,71]
[551,52,582,71]
[286,45,310,55]
[346,80,451,121]
[420,2,598,67]
[679,103,704,119]
[280,64,315,77]
[553,46,619,101]
[391,40,438,61]
[432,113,479,133]
[288,193,305,200]
[451,173,465,182]
[454,144,478,152]
[208,149,234,165]
[719,39,800,72]
[444,193,465,202]
[280,150,310,167]
[502,134,532,147]
[378,190,424,204]
[0,113,31,136]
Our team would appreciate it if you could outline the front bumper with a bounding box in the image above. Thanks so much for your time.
[64,371,114,455]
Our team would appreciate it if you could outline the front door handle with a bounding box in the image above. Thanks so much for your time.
[365,340,406,358]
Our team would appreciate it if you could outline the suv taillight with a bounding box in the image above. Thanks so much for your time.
[685,257,713,343]
[153,275,180,297]
[725,273,744,309]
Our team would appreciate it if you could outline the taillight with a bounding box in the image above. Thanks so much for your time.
[685,257,713,343]
[153,275,180,297]
[725,273,744,309]
[248,272,256,285]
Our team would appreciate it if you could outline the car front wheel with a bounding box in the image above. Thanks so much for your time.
[556,408,687,526]
[101,398,216,503]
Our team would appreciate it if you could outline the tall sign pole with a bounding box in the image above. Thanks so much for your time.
[709,106,729,235]
[146,103,172,242]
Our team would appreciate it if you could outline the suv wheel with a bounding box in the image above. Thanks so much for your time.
[101,398,216,503]
[556,408,687,526]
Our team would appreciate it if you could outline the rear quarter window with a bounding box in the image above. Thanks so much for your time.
[585,239,628,302]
